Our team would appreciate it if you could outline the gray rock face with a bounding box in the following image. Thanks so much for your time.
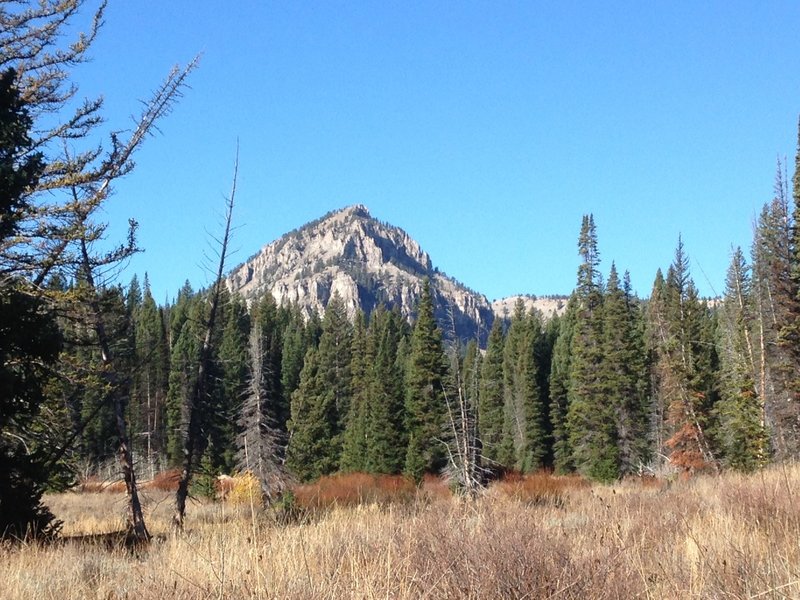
[226,205,496,345]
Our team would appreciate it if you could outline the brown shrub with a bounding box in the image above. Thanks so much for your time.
[292,472,416,509]
[75,477,125,494]
[141,469,180,492]
[491,470,588,506]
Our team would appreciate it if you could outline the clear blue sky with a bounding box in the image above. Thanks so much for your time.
[72,1,800,303]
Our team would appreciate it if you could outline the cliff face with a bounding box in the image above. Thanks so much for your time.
[226,205,496,344]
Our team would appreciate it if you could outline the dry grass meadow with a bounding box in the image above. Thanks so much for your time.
[1,466,799,599]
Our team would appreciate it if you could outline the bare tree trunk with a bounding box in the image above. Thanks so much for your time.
[79,239,149,543]
[173,150,238,529]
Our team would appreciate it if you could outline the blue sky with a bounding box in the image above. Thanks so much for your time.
[72,1,800,303]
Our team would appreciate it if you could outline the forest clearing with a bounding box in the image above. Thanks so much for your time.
[2,466,799,599]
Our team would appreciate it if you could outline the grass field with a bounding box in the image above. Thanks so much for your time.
[1,467,799,599]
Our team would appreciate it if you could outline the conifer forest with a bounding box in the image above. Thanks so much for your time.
[3,6,800,598]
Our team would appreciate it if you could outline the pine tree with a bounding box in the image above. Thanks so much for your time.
[715,248,768,471]
[478,318,506,467]
[602,264,650,474]
[549,298,577,474]
[567,215,619,482]
[285,293,352,480]
[211,293,251,472]
[165,294,203,464]
[340,311,370,473]
[649,238,719,474]
[404,279,448,480]
[252,295,286,430]
[130,275,170,472]
[280,305,309,418]
[751,165,797,459]
[286,347,336,480]
[365,307,407,473]
[0,68,61,539]
[500,301,547,472]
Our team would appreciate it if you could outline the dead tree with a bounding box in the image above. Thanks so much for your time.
[236,321,288,505]
[173,149,237,529]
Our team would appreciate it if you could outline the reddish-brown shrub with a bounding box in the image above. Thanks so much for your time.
[491,470,587,506]
[141,469,181,492]
[75,477,125,494]
[292,472,416,509]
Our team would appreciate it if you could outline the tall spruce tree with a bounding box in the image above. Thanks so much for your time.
[478,318,506,467]
[751,165,797,459]
[715,248,767,471]
[236,319,286,502]
[130,275,170,472]
[340,311,370,473]
[286,294,352,480]
[602,265,650,474]
[404,279,448,480]
[365,307,407,473]
[649,238,719,474]
[549,297,577,474]
[567,215,619,482]
[501,301,548,472]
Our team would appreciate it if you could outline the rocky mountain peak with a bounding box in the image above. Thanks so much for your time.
[226,205,493,344]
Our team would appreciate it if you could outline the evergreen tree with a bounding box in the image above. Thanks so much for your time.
[549,299,576,474]
[211,293,251,472]
[365,307,407,473]
[0,68,60,538]
[280,305,309,417]
[131,274,169,476]
[285,293,352,480]
[715,248,768,471]
[649,238,719,474]
[165,294,203,464]
[751,166,797,459]
[567,215,619,482]
[252,295,286,430]
[340,311,370,472]
[404,279,448,480]
[501,301,548,472]
[286,347,335,481]
[602,265,650,474]
[478,318,506,466]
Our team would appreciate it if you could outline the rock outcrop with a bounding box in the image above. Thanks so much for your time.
[227,205,496,344]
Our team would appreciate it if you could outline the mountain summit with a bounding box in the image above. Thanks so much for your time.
[226,205,495,343]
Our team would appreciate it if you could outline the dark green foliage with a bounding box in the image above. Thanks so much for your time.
[567,215,619,482]
[365,307,407,473]
[0,69,60,539]
[165,295,203,464]
[340,312,370,472]
[602,265,650,474]
[286,347,335,480]
[286,294,352,480]
[715,248,767,471]
[404,279,448,480]
[501,301,548,472]
[478,318,505,465]
[130,275,170,469]
[549,300,576,474]
[751,166,798,459]
[0,69,43,247]
[280,305,310,416]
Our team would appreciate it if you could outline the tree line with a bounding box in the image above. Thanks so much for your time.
[52,145,800,492]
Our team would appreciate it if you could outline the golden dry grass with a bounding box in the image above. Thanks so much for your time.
[1,466,799,599]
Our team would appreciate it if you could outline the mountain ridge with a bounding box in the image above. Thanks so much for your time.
[226,205,564,344]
